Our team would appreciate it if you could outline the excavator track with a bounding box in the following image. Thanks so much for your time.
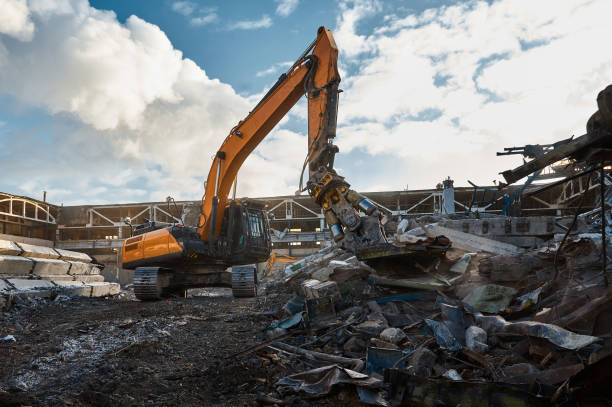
[231,266,257,298]
[133,267,163,301]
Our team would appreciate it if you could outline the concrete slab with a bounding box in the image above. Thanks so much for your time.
[55,248,91,263]
[31,258,71,275]
[423,224,524,255]
[38,274,75,281]
[0,255,34,276]
[0,240,22,256]
[67,261,92,275]
[76,275,104,283]
[17,243,60,259]
[52,280,92,296]
[89,282,120,297]
[7,279,56,291]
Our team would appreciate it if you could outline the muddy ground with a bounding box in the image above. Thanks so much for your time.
[0,290,356,406]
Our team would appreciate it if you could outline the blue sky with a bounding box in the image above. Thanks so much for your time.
[1,0,611,205]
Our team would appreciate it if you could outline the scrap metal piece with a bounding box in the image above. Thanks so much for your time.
[276,365,381,397]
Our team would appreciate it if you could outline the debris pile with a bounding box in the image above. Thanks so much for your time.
[0,239,120,309]
[246,214,611,406]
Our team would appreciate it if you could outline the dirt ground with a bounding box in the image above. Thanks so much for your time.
[0,289,351,407]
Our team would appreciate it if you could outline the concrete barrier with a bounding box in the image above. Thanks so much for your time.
[89,282,121,297]
[55,248,91,263]
[77,275,105,283]
[0,240,22,256]
[7,279,56,290]
[17,243,60,259]
[32,258,71,275]
[0,256,33,276]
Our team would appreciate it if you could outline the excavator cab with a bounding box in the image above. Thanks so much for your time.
[217,200,271,264]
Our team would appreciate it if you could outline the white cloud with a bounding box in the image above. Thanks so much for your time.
[172,2,218,27]
[228,15,272,31]
[255,61,292,77]
[171,1,195,16]
[190,12,217,26]
[0,0,298,204]
[275,0,299,17]
[334,0,612,188]
[0,0,34,41]
[335,0,381,58]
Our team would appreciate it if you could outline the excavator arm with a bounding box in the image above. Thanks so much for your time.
[197,26,385,249]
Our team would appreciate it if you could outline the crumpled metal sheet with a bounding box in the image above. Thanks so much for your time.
[275,364,382,397]
[473,313,599,350]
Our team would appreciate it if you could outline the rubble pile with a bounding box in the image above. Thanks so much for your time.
[0,239,120,309]
[249,215,612,406]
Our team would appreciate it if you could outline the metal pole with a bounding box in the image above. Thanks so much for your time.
[601,163,608,287]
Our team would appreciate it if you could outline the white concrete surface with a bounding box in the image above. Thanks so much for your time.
[31,258,71,275]
[0,240,22,256]
[17,243,60,259]
[55,248,91,263]
[0,255,33,275]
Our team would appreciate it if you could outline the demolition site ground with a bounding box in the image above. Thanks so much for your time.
[0,290,339,407]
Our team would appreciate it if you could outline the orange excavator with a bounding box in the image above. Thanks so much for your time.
[121,27,386,300]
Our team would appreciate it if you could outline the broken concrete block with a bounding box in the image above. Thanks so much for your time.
[370,338,399,349]
[0,255,33,276]
[397,218,410,234]
[380,327,407,345]
[450,253,476,274]
[7,278,55,291]
[355,319,387,336]
[52,280,91,296]
[67,261,94,275]
[38,274,75,281]
[465,325,488,354]
[0,240,22,256]
[311,266,333,282]
[89,282,120,297]
[422,224,524,255]
[395,232,423,244]
[343,336,366,353]
[309,281,340,299]
[54,248,91,263]
[76,274,105,283]
[17,243,59,259]
[300,279,321,297]
[31,258,70,276]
